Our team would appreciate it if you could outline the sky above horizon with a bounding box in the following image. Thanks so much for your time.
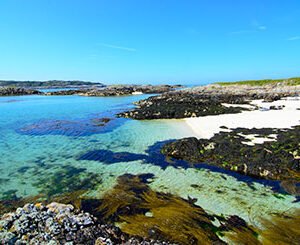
[0,0,299,85]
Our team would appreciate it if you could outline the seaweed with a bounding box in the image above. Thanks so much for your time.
[78,149,146,163]
[78,140,190,169]
[96,174,224,244]
[0,194,43,215]
[16,115,125,137]
[32,165,102,199]
[1,173,299,245]
[224,227,261,245]
[222,210,300,245]
[51,190,87,209]
[259,210,300,245]
[97,174,151,219]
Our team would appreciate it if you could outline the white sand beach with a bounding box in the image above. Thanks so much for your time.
[185,97,300,140]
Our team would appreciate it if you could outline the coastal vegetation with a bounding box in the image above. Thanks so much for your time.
[216,77,300,86]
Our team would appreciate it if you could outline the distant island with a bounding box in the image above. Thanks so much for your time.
[0,80,105,89]
[0,83,183,96]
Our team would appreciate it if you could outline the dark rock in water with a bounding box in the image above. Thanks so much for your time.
[0,87,42,96]
[220,215,248,231]
[78,149,146,163]
[161,126,300,182]
[17,117,123,137]
[160,137,202,163]
[280,181,300,196]
[78,141,191,169]
[0,202,176,244]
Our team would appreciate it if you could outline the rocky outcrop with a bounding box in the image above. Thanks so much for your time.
[0,87,42,96]
[119,84,300,119]
[161,127,300,183]
[0,202,176,244]
[118,92,249,119]
[46,85,183,96]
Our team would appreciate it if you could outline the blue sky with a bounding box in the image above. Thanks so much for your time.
[0,0,299,84]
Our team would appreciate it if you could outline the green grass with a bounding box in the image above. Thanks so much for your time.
[215,77,300,86]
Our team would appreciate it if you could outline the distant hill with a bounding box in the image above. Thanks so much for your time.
[0,80,105,88]
[215,77,300,86]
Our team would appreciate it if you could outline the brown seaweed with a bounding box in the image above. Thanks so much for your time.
[97,174,224,244]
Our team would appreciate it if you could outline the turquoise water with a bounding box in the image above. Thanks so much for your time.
[0,94,299,226]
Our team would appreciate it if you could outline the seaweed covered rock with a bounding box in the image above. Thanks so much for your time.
[119,84,300,119]
[0,202,176,245]
[162,137,203,163]
[119,92,248,119]
[161,127,300,182]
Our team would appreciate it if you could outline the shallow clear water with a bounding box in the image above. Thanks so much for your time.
[0,94,299,225]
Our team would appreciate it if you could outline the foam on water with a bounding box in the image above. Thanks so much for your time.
[0,94,299,227]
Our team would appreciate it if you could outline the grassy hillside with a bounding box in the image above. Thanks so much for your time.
[216,77,300,86]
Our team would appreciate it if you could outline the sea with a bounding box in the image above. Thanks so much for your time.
[0,92,299,226]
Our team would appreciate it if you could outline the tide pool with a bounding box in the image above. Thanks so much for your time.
[0,94,299,226]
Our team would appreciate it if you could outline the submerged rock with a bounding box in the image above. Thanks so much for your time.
[17,117,120,137]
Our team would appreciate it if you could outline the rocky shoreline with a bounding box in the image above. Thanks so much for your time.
[45,85,183,96]
[0,85,182,97]
[0,87,42,96]
[0,202,176,244]
[161,126,300,184]
[118,83,300,188]
[2,173,298,245]
[119,84,300,119]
